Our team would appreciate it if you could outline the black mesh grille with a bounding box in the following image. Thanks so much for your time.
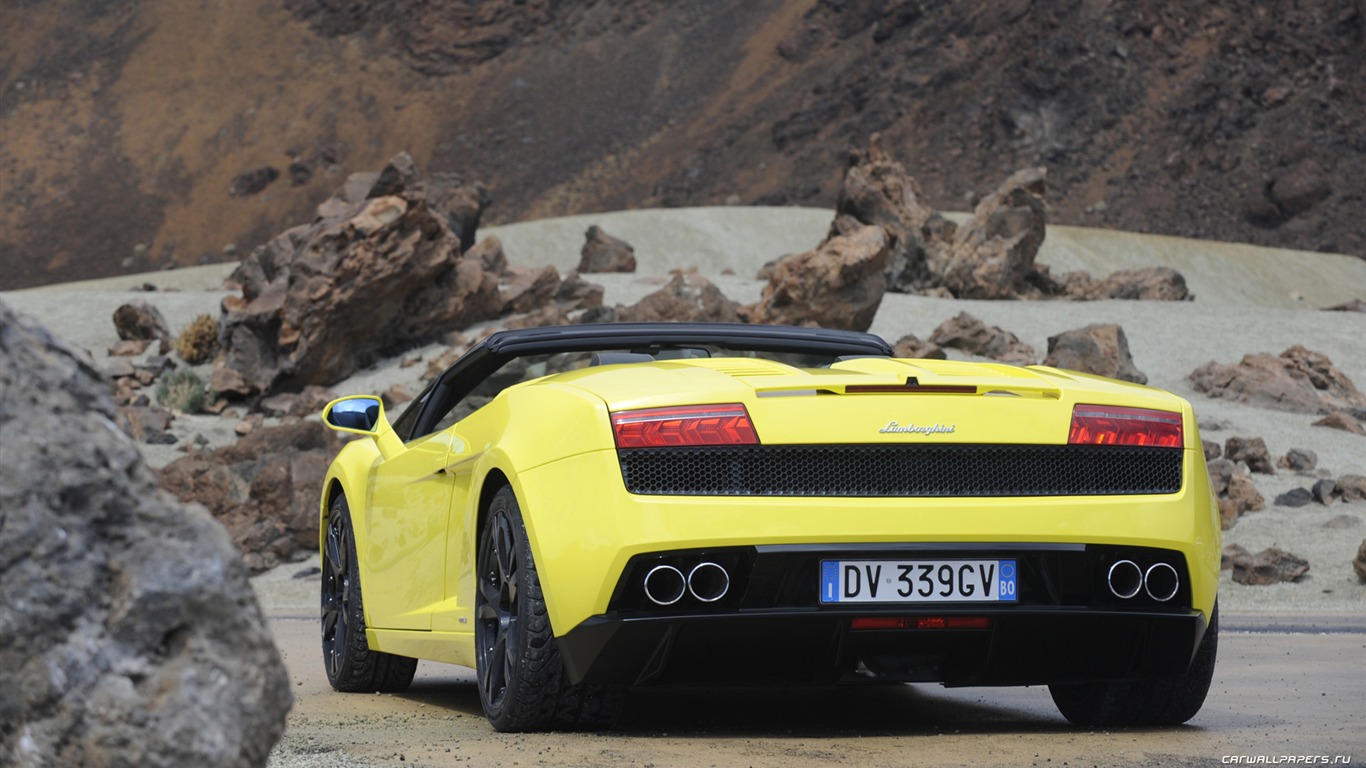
[618,444,1183,497]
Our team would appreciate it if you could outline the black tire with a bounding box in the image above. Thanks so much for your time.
[321,494,418,693]
[475,486,621,732]
[1049,603,1219,727]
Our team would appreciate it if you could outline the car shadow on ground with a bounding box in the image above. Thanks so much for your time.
[392,675,1214,738]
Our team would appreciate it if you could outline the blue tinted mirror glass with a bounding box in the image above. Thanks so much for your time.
[328,397,381,432]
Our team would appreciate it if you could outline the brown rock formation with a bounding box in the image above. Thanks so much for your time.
[928,312,1036,365]
[831,134,954,292]
[1062,267,1193,301]
[1229,547,1310,585]
[741,221,888,331]
[1225,436,1275,474]
[620,270,740,323]
[577,225,638,273]
[1189,346,1366,415]
[941,168,1051,300]
[211,159,503,399]
[1042,323,1146,383]
[157,419,341,574]
[891,333,946,360]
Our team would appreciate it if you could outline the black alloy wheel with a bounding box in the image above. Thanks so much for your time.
[320,494,417,692]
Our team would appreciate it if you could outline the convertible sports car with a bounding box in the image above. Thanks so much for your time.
[318,322,1220,732]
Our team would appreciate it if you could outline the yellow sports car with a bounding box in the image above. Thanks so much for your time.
[318,322,1220,731]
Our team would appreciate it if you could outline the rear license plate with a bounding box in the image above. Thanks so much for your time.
[819,559,1017,604]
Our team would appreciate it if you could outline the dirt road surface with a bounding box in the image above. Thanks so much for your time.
[266,610,1365,768]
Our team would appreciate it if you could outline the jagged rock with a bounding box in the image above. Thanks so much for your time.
[928,312,1036,365]
[1230,547,1310,585]
[426,174,489,252]
[831,134,953,292]
[112,301,172,355]
[740,222,888,331]
[1202,440,1222,461]
[620,270,741,323]
[577,225,638,273]
[1189,345,1366,415]
[1208,458,1266,529]
[501,265,562,315]
[555,271,605,309]
[1067,268,1156,299]
[211,183,502,399]
[1278,448,1317,472]
[367,151,418,197]
[157,420,341,574]
[1042,323,1146,383]
[1062,267,1192,301]
[891,333,946,360]
[1355,540,1366,583]
[1313,410,1366,434]
[1274,488,1314,508]
[1336,474,1366,502]
[576,305,619,324]
[464,235,509,274]
[1324,298,1366,312]
[941,167,1050,300]
[1312,478,1337,506]
[0,300,290,766]
[1225,436,1274,474]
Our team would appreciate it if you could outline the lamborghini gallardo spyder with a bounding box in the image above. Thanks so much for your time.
[317,322,1220,731]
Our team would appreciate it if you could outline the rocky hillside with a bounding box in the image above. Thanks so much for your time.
[3,0,1363,288]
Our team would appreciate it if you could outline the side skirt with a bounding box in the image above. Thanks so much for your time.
[367,628,477,668]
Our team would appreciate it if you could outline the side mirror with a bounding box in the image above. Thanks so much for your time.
[323,396,384,435]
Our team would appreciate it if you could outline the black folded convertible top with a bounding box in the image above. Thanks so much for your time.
[479,322,892,358]
[395,323,892,440]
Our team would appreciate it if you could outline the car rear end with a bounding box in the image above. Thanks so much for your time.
[511,356,1220,692]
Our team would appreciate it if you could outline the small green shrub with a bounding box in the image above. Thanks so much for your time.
[176,314,220,365]
[157,370,211,414]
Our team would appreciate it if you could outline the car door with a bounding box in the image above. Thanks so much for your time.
[362,429,463,630]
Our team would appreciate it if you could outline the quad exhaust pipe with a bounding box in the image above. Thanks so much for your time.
[1106,559,1178,602]
[687,562,730,603]
[643,561,731,605]
[643,565,686,606]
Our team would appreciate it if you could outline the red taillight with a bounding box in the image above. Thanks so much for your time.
[851,616,992,631]
[611,404,759,448]
[1068,404,1183,448]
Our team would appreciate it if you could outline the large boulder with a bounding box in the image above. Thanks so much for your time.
[157,420,342,574]
[831,134,953,292]
[212,165,503,399]
[940,167,1051,300]
[0,301,290,767]
[928,312,1036,365]
[619,270,740,323]
[577,225,638,273]
[740,220,888,331]
[1189,345,1366,415]
[1042,323,1147,383]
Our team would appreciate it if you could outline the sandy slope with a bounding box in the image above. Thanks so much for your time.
[4,207,1366,617]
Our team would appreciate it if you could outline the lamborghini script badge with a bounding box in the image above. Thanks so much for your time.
[879,421,956,435]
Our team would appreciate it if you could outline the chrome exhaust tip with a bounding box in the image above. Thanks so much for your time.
[687,562,730,603]
[1144,562,1180,602]
[643,564,686,606]
[1107,560,1143,599]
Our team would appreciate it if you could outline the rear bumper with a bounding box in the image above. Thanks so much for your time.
[559,607,1207,688]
